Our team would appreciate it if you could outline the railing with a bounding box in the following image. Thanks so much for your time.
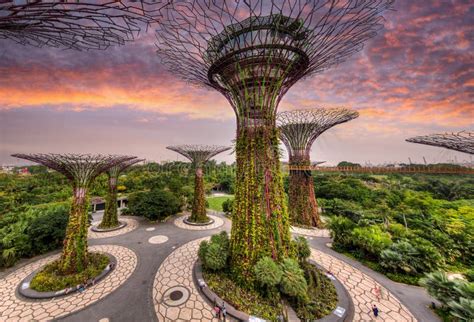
[283,165,474,175]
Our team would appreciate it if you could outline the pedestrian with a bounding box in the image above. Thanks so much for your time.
[372,304,379,318]
[221,301,227,321]
[373,285,381,301]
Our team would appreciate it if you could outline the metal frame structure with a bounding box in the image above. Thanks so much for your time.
[0,1,166,50]
[155,0,393,278]
[99,157,144,229]
[406,131,474,155]
[167,144,231,223]
[277,108,359,227]
[11,153,135,274]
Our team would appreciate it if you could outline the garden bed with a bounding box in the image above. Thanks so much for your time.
[19,252,113,299]
[91,221,127,232]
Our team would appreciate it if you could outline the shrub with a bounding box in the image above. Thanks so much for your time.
[222,198,234,215]
[351,226,392,258]
[280,258,308,301]
[465,269,474,282]
[27,203,69,254]
[292,236,311,264]
[199,232,229,271]
[254,257,283,287]
[126,189,181,221]
[327,216,355,249]
[380,240,418,274]
[419,271,459,306]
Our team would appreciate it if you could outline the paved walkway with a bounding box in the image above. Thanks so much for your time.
[0,210,437,322]
[0,245,137,321]
[290,225,330,237]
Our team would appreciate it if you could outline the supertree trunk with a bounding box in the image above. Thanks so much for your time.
[190,167,208,222]
[230,122,291,283]
[288,156,321,228]
[60,187,89,274]
[99,176,119,229]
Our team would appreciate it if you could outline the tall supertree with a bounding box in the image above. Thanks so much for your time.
[0,1,166,50]
[277,108,359,227]
[11,153,134,274]
[167,145,231,223]
[406,131,474,155]
[98,157,144,229]
[155,0,393,280]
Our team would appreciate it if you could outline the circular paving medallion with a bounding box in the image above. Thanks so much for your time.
[162,286,190,307]
[148,235,169,244]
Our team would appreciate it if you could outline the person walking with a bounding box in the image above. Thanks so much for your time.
[372,304,379,318]
[221,301,227,322]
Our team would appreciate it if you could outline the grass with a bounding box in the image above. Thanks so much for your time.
[206,195,234,211]
[30,252,109,292]
[203,270,282,320]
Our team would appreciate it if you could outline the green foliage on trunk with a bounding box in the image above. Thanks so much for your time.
[230,125,291,283]
[99,177,119,229]
[60,190,90,275]
[190,167,209,223]
[288,166,321,227]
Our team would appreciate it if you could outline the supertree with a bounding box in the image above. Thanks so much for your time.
[98,157,144,229]
[167,145,231,223]
[11,153,135,274]
[155,0,393,280]
[277,108,359,227]
[0,1,166,50]
[406,131,474,155]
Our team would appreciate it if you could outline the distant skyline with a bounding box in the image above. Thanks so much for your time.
[1,1,473,166]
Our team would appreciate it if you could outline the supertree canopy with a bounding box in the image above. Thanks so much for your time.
[99,157,144,229]
[406,131,474,155]
[11,153,134,274]
[167,145,231,223]
[277,108,359,227]
[0,1,166,50]
[156,0,393,280]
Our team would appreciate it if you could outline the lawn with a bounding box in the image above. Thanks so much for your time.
[206,195,234,211]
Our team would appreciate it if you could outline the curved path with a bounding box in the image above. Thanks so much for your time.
[0,210,437,322]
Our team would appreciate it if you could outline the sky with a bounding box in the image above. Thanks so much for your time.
[0,1,473,166]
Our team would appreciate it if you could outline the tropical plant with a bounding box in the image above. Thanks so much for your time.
[280,258,308,301]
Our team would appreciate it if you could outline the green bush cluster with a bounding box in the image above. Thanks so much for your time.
[222,198,234,215]
[30,252,109,292]
[420,271,474,321]
[125,189,182,221]
[198,231,229,271]
[0,202,69,268]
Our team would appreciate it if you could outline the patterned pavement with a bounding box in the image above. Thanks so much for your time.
[290,225,331,237]
[0,245,137,321]
[310,248,417,322]
[173,215,224,231]
[153,237,220,322]
[88,217,138,239]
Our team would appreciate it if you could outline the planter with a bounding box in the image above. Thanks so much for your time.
[183,216,215,226]
[18,253,116,300]
[90,221,127,232]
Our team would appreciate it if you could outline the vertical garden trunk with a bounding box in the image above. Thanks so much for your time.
[288,156,321,227]
[230,122,291,283]
[60,187,89,274]
[190,167,208,222]
[99,176,119,229]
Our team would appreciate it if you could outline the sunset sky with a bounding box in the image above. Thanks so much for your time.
[1,1,473,166]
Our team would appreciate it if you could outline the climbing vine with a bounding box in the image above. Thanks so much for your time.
[99,177,119,229]
[190,167,209,222]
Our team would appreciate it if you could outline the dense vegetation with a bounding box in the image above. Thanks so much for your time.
[319,173,473,284]
[199,232,337,320]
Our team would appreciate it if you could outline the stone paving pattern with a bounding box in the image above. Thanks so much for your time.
[153,237,223,322]
[309,248,417,322]
[290,225,331,237]
[0,245,137,321]
[88,217,138,239]
[174,214,224,231]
